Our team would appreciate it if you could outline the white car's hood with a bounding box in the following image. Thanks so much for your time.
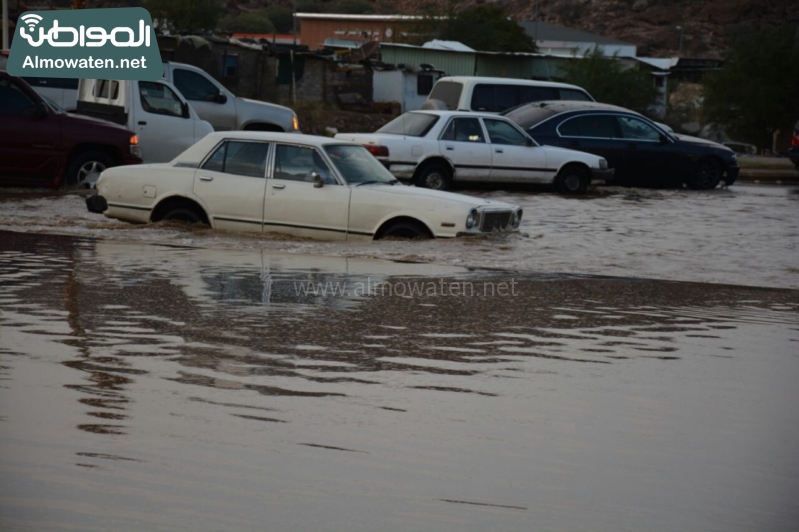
[354,182,515,209]
[540,144,603,166]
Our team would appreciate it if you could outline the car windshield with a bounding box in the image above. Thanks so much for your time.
[324,144,398,185]
[41,95,65,114]
[377,113,439,137]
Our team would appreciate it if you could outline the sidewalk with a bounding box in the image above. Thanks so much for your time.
[737,156,798,182]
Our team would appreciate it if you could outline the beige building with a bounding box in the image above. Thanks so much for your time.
[297,13,424,51]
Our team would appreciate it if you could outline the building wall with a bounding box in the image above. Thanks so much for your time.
[475,55,534,79]
[381,46,476,77]
[536,41,637,58]
[300,19,417,50]
[373,70,443,111]
[158,36,372,108]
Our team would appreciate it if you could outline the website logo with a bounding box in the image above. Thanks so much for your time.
[7,8,163,80]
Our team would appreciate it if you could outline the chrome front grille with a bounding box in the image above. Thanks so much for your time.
[480,211,512,232]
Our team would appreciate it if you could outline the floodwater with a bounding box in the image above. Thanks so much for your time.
[1,183,798,289]
[1,231,799,531]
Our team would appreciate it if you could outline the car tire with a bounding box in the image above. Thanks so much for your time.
[554,165,590,195]
[65,150,114,188]
[378,220,431,240]
[414,162,452,191]
[162,207,205,225]
[687,158,722,190]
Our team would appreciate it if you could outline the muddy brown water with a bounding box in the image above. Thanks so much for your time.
[1,232,798,531]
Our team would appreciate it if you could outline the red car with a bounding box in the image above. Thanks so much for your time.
[0,71,142,188]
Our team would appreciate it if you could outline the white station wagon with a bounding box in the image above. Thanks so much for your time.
[86,132,523,240]
[335,110,614,195]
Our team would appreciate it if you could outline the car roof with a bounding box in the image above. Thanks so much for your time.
[403,109,512,120]
[503,100,638,128]
[436,76,587,91]
[203,131,356,146]
[171,132,359,165]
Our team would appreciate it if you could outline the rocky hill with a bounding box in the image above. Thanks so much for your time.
[11,0,798,57]
[282,0,797,57]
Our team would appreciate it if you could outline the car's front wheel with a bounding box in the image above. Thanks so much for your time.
[65,150,114,188]
[162,207,205,225]
[414,162,452,191]
[377,220,431,240]
[554,165,590,195]
[687,158,722,190]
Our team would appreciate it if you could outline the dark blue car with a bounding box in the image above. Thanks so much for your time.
[790,120,799,169]
[504,101,739,189]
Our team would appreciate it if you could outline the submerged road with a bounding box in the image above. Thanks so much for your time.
[1,232,798,531]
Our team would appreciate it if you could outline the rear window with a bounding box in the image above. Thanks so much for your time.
[377,113,439,137]
[519,86,558,103]
[559,88,594,102]
[472,84,519,113]
[559,115,618,138]
[428,81,463,110]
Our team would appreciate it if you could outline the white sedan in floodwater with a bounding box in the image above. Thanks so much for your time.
[335,110,614,195]
[86,132,523,240]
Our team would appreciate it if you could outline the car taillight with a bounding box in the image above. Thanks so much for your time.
[364,145,389,157]
[791,134,799,147]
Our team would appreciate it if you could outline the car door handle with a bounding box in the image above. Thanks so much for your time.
[445,145,454,150]
[495,149,504,153]
[138,121,147,125]
[272,183,286,189]
[199,175,214,181]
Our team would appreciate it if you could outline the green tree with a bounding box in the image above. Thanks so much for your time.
[264,6,295,34]
[142,0,222,32]
[218,10,276,34]
[407,5,535,53]
[335,0,375,15]
[703,25,799,149]
[561,49,657,115]
[443,6,535,53]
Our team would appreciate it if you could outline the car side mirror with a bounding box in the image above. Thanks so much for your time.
[181,102,190,119]
[311,172,325,188]
[215,93,228,104]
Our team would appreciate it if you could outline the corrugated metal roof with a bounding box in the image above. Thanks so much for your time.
[634,57,680,70]
[422,40,475,52]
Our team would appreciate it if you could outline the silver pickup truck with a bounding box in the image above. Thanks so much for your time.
[7,54,300,133]
[163,62,299,133]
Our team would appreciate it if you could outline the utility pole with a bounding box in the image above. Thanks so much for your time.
[291,0,297,104]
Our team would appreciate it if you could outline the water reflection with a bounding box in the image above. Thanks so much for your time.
[2,232,799,532]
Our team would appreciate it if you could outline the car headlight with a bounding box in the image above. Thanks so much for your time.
[466,209,480,229]
[599,158,608,169]
[292,115,299,131]
[512,209,523,228]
